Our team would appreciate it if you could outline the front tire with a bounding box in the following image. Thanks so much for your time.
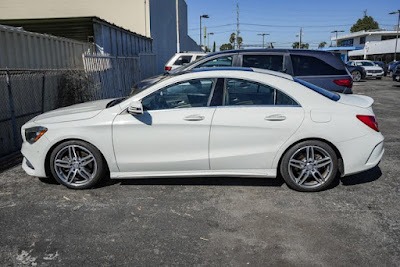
[351,70,362,82]
[49,140,106,189]
[280,140,338,192]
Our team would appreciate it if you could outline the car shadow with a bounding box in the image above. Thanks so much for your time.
[339,166,382,186]
[98,176,285,188]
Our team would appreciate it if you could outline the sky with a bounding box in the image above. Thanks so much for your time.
[185,0,399,50]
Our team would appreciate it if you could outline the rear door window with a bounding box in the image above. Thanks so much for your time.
[291,55,347,76]
[197,56,233,68]
[174,56,192,66]
[242,55,284,71]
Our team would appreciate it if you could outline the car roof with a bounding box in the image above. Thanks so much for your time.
[190,67,294,80]
[205,48,338,57]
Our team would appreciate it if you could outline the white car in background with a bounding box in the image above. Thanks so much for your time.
[347,60,384,79]
[164,52,206,72]
[21,68,384,192]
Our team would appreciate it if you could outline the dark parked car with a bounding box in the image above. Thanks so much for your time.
[345,62,367,82]
[393,65,400,82]
[388,61,400,76]
[374,61,387,76]
[135,49,353,94]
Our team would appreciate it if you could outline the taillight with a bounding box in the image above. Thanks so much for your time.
[356,115,379,132]
[165,66,172,71]
[334,79,353,88]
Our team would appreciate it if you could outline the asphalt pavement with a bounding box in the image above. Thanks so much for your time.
[0,77,399,266]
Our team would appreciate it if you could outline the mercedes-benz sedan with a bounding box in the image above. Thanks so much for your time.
[21,68,384,192]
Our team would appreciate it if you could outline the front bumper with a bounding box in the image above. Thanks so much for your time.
[21,136,51,178]
[366,72,384,78]
[337,132,384,176]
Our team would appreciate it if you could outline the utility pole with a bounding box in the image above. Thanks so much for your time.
[199,14,209,49]
[207,32,214,50]
[236,2,240,49]
[331,30,344,47]
[389,10,400,61]
[175,0,180,53]
[204,26,207,51]
[257,33,269,48]
[296,27,303,48]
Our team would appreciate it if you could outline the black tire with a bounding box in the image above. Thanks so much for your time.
[376,77,382,80]
[49,140,106,189]
[280,140,338,192]
[351,70,362,82]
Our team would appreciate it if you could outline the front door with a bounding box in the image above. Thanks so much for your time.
[113,78,216,173]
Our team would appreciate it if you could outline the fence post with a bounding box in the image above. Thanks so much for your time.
[41,72,46,113]
[6,69,19,151]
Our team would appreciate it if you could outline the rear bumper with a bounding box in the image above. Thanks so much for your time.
[337,132,384,176]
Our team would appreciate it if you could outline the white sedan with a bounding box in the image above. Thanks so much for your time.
[21,68,384,192]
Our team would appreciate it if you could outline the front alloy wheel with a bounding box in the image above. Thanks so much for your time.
[352,70,362,82]
[280,141,338,192]
[50,140,106,189]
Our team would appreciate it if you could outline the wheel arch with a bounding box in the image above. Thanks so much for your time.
[44,138,110,177]
[276,137,344,177]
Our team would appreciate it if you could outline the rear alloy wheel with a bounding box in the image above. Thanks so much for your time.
[280,140,338,192]
[351,70,362,82]
[50,140,106,189]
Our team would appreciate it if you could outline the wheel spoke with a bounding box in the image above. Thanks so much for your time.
[296,169,310,185]
[68,169,78,183]
[289,159,305,169]
[80,155,94,167]
[55,159,70,169]
[311,169,324,183]
[79,168,92,180]
[306,146,315,161]
[314,157,332,168]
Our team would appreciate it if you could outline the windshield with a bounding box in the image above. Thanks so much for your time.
[357,61,375,67]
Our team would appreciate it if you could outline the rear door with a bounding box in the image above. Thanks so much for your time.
[289,53,352,93]
[209,78,304,171]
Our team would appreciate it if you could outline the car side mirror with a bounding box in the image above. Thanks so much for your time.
[127,101,143,115]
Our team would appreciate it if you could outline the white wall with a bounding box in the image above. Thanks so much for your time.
[0,0,151,37]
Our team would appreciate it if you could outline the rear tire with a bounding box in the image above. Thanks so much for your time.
[49,140,106,189]
[280,140,338,192]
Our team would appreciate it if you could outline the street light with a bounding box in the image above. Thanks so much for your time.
[257,33,269,48]
[331,30,344,47]
[389,10,400,61]
[199,14,209,48]
[207,32,214,50]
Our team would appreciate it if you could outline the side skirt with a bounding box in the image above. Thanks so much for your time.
[110,169,277,179]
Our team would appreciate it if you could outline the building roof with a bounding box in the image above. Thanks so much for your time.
[332,29,400,41]
[321,46,363,51]
[0,16,151,42]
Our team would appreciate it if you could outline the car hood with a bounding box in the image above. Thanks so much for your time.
[33,99,114,124]
[362,66,383,71]
[338,94,374,109]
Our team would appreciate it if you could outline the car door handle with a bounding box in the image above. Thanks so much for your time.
[184,115,205,121]
[265,114,286,121]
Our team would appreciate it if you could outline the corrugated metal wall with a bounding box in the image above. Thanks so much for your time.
[0,24,94,69]
[93,19,152,57]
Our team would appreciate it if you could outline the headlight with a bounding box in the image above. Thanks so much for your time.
[25,126,48,144]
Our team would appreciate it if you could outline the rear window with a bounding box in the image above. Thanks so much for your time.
[173,56,192,65]
[291,55,347,76]
[294,78,340,101]
[243,55,284,71]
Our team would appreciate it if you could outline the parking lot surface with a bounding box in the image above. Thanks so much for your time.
[1,78,399,266]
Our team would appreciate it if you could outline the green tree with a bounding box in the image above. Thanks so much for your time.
[212,41,216,52]
[350,15,379,33]
[237,36,243,49]
[318,41,327,48]
[220,43,233,51]
[229,33,236,45]
[292,42,309,49]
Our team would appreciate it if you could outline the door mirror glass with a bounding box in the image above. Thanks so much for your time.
[127,101,143,115]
